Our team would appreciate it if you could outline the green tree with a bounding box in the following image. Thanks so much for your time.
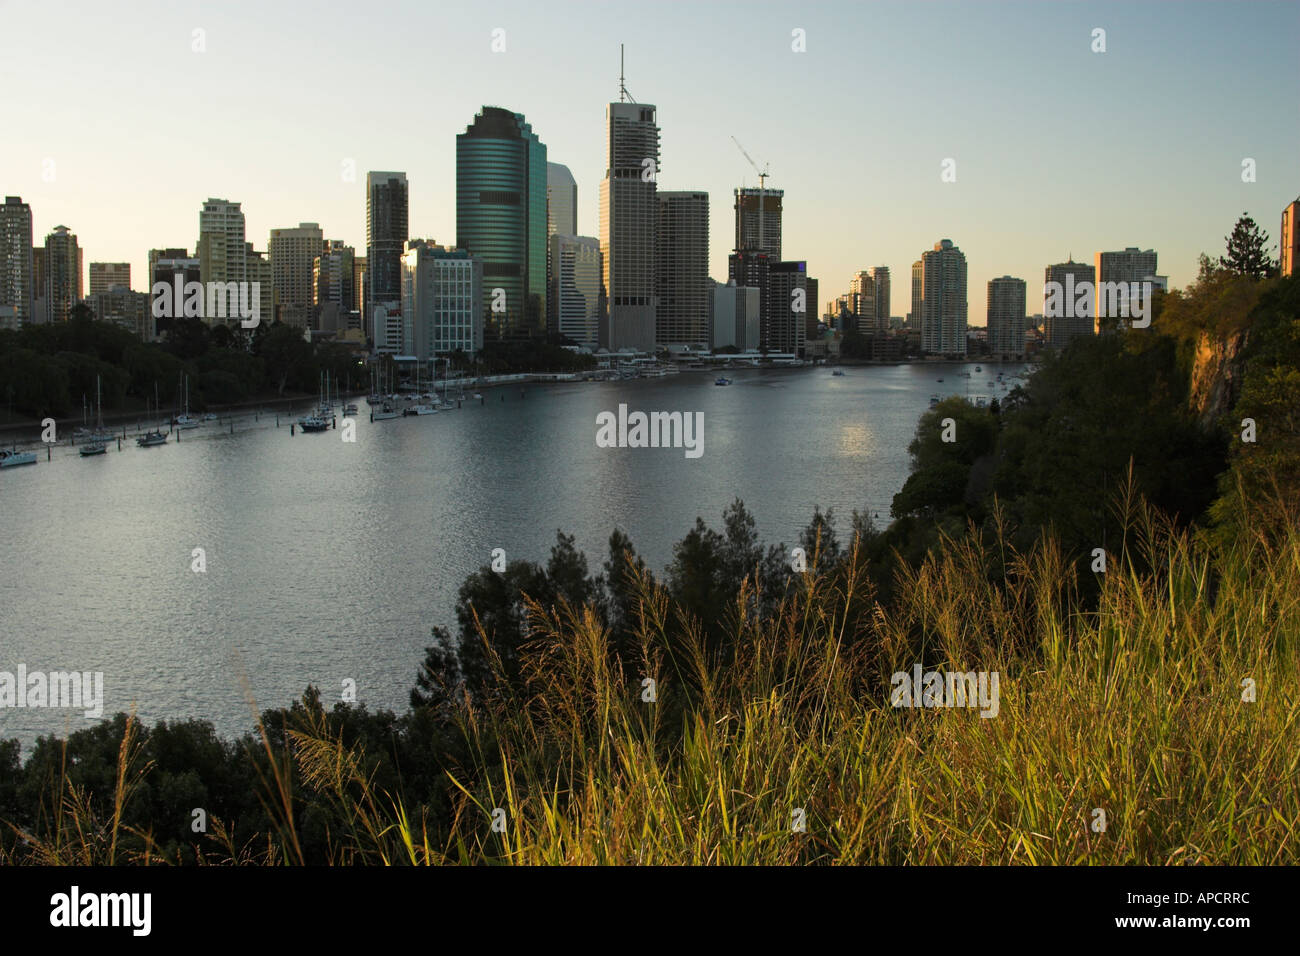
[1220,213,1277,279]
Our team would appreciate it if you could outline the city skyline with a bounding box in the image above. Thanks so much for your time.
[2,1,1297,326]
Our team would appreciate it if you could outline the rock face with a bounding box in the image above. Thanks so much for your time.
[1189,327,1249,429]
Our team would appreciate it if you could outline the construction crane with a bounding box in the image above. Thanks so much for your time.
[731,137,771,253]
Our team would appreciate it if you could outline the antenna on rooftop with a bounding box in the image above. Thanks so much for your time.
[619,44,636,103]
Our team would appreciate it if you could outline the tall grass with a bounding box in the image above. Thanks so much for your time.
[6,495,1297,865]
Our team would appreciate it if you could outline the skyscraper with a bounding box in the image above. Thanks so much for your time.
[1043,259,1095,347]
[1094,247,1162,326]
[44,225,82,323]
[547,163,577,238]
[1282,198,1299,278]
[870,266,891,332]
[314,240,357,313]
[655,191,710,347]
[546,162,578,335]
[909,260,923,329]
[0,196,34,327]
[765,261,809,355]
[400,239,484,364]
[986,276,1027,357]
[269,222,324,328]
[734,187,783,259]
[600,101,660,352]
[457,108,548,340]
[918,239,967,356]
[366,172,409,338]
[197,199,247,295]
[550,235,603,350]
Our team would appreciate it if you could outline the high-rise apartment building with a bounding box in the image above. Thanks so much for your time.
[314,240,357,313]
[734,187,783,259]
[87,287,152,340]
[986,275,1027,357]
[1281,199,1298,278]
[849,270,874,331]
[366,172,409,335]
[1043,259,1095,347]
[655,191,710,347]
[870,266,891,332]
[89,262,131,295]
[400,239,484,364]
[269,222,324,327]
[600,101,659,352]
[549,234,603,350]
[0,196,34,326]
[197,199,247,295]
[1094,247,1162,325]
[457,108,548,340]
[246,247,273,329]
[918,239,967,356]
[45,225,82,323]
[909,260,923,329]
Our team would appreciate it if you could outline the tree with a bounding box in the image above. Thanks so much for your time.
[1220,213,1277,279]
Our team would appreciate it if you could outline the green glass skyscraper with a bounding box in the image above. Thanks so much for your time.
[456,107,547,340]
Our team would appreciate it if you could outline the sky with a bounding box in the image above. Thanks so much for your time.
[2,0,1297,325]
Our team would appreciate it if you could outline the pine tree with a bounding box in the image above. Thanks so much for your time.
[1219,213,1277,279]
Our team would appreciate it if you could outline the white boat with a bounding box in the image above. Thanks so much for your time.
[715,377,732,386]
[832,369,845,377]
[344,402,358,417]
[136,430,167,447]
[0,448,37,468]
[298,371,334,431]
[371,401,400,421]
[202,412,218,421]
[403,403,438,416]
[929,394,941,408]
[172,374,201,428]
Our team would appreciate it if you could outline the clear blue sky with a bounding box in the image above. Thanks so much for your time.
[3,0,1296,323]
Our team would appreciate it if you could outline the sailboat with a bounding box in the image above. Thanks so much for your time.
[80,377,108,456]
[437,359,455,410]
[137,383,168,446]
[173,373,200,429]
[297,371,332,432]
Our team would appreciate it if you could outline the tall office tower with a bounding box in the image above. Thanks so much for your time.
[1094,246,1161,325]
[734,187,783,259]
[870,266,891,332]
[550,234,603,349]
[89,262,131,295]
[0,196,34,327]
[849,270,875,331]
[400,239,484,365]
[909,260,923,329]
[314,240,356,313]
[44,225,82,323]
[197,199,247,295]
[708,279,761,351]
[546,162,578,334]
[986,276,1027,357]
[728,249,771,347]
[547,162,577,238]
[600,100,660,351]
[655,191,710,347]
[918,239,968,356]
[764,261,809,355]
[1282,199,1299,278]
[456,108,548,340]
[269,222,324,327]
[245,247,273,328]
[1043,259,1095,347]
[366,172,409,333]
